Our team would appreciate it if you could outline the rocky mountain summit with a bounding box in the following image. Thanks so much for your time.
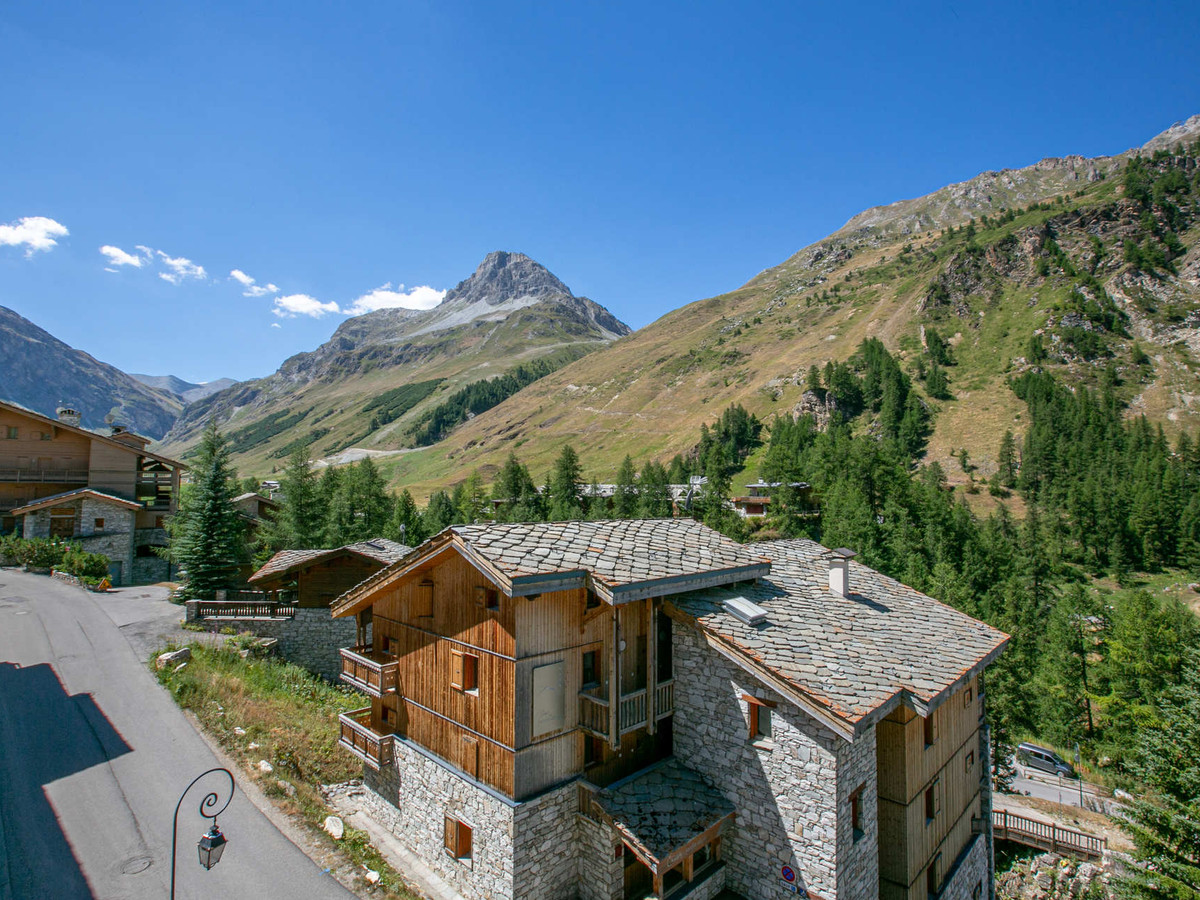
[0,305,182,437]
[158,251,630,462]
[130,373,238,405]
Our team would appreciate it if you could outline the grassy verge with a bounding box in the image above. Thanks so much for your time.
[153,640,419,898]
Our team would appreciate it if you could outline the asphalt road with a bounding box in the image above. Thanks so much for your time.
[1008,766,1112,811]
[0,570,355,900]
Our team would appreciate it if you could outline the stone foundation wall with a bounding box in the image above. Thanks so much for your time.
[577,807,622,900]
[672,619,866,900]
[941,834,988,900]
[364,738,518,900]
[131,555,170,584]
[679,863,727,900]
[512,781,579,899]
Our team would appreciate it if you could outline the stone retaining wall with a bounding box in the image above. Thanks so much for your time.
[941,834,989,900]
[184,606,356,680]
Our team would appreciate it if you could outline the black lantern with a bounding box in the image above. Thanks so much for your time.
[171,767,235,900]
[197,823,228,870]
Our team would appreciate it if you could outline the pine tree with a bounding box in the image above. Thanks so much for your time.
[324,458,393,545]
[996,430,1018,488]
[549,445,584,521]
[613,455,638,519]
[637,460,672,518]
[386,489,426,546]
[167,422,246,600]
[263,444,323,550]
[423,490,458,533]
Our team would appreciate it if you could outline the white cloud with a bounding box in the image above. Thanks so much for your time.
[0,216,69,256]
[156,250,206,285]
[230,268,279,297]
[271,322,281,328]
[99,244,145,268]
[344,283,446,316]
[273,293,341,318]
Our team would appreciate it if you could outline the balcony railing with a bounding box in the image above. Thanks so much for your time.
[578,679,676,738]
[340,645,399,697]
[0,467,89,484]
[338,707,394,770]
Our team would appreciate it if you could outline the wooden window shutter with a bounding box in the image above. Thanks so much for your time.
[474,586,487,608]
[444,816,457,856]
[457,821,472,860]
[461,736,478,778]
[450,649,464,690]
[415,580,434,618]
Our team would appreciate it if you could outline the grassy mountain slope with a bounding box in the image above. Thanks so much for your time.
[367,115,1200,498]
[156,251,630,468]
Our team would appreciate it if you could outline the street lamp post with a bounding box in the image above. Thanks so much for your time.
[170,767,234,900]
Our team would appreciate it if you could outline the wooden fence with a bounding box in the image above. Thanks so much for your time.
[993,809,1106,859]
[194,592,297,620]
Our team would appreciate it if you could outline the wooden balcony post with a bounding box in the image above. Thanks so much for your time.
[646,598,657,734]
[609,608,620,750]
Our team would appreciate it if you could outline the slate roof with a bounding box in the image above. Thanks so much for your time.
[250,538,411,583]
[11,488,144,515]
[668,538,1008,734]
[591,758,734,869]
[450,519,769,601]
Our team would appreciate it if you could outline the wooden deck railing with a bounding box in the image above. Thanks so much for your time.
[340,645,399,697]
[338,707,394,770]
[993,810,1106,859]
[193,597,297,619]
[578,680,676,738]
[0,467,89,483]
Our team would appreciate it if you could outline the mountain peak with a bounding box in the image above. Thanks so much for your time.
[442,251,574,309]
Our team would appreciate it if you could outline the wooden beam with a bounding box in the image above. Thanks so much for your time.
[609,608,620,750]
[646,598,657,735]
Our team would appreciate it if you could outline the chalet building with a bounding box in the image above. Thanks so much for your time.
[330,519,1007,900]
[199,538,414,679]
[0,401,184,584]
[730,481,813,519]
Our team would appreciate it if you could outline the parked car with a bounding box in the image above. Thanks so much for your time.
[1017,742,1075,778]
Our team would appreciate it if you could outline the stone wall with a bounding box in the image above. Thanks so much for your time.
[941,834,988,900]
[23,497,137,585]
[512,780,579,899]
[364,737,519,900]
[835,724,879,900]
[184,607,356,680]
[672,619,872,900]
[678,863,727,900]
[577,810,623,900]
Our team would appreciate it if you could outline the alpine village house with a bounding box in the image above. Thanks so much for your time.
[330,518,1008,900]
[0,400,184,584]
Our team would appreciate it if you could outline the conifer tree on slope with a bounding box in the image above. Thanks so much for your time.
[169,422,245,600]
[264,443,323,550]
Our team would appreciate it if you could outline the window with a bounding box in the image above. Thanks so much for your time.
[965,750,975,773]
[443,816,472,861]
[154,516,165,528]
[743,695,775,742]
[474,586,499,610]
[413,580,434,618]
[972,882,982,900]
[850,786,865,840]
[39,431,52,441]
[923,713,936,748]
[964,686,974,705]
[5,426,16,439]
[582,650,599,688]
[583,734,603,768]
[94,518,105,530]
[451,649,479,692]
[925,780,940,822]
[927,853,942,898]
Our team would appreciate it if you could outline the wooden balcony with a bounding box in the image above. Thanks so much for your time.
[0,467,89,484]
[338,707,394,770]
[340,645,399,697]
[578,679,676,739]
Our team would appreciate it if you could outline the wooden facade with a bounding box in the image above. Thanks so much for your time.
[343,548,676,801]
[876,676,984,900]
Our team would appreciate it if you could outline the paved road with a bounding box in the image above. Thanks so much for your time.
[0,570,355,900]
[1005,766,1118,813]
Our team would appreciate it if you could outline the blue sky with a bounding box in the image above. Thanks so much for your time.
[1,2,1196,383]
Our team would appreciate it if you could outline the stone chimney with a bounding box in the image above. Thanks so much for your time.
[826,548,856,597]
[56,407,82,427]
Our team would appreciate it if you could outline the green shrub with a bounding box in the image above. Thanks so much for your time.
[20,538,72,569]
[60,547,112,579]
